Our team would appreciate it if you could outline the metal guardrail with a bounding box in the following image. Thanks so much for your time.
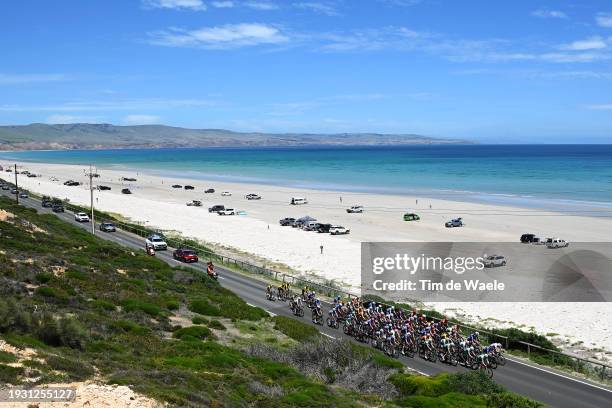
[17,194,612,386]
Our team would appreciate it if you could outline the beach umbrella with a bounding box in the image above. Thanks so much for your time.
[297,216,316,223]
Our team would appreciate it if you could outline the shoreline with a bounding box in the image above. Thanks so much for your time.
[3,160,612,358]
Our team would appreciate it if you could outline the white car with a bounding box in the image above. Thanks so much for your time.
[218,208,236,216]
[346,205,364,213]
[221,191,232,196]
[246,193,261,200]
[483,255,507,268]
[74,212,90,222]
[329,225,350,235]
[290,197,308,205]
[546,238,569,249]
[146,234,168,250]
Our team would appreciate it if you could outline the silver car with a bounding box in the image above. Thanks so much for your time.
[483,255,507,268]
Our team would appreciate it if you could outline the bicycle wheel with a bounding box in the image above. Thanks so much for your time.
[497,354,506,366]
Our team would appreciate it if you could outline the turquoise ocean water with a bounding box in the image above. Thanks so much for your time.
[2,145,612,213]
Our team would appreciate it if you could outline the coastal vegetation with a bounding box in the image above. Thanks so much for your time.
[0,195,545,406]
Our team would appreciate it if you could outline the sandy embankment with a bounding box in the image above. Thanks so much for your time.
[5,161,612,356]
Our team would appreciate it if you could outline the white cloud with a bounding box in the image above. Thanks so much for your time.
[148,23,288,49]
[0,98,218,112]
[560,36,607,51]
[211,1,234,7]
[294,2,338,16]
[596,12,612,28]
[531,10,567,19]
[46,114,102,124]
[541,52,611,63]
[585,104,612,110]
[0,73,67,85]
[123,114,161,125]
[243,1,278,10]
[143,0,206,10]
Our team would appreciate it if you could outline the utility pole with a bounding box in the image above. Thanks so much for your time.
[14,164,18,204]
[85,165,96,235]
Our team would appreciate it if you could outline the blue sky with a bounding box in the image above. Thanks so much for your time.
[1,0,612,142]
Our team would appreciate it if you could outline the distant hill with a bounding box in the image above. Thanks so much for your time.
[0,123,468,150]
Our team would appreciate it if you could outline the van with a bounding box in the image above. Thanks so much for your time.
[291,197,308,205]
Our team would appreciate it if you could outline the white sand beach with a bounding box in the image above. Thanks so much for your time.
[5,161,612,356]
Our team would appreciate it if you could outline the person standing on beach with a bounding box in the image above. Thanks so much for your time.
[320,245,324,255]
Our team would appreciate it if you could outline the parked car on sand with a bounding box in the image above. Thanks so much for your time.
[403,213,420,221]
[445,218,464,228]
[279,217,296,226]
[205,188,215,194]
[221,191,231,196]
[121,188,132,194]
[483,255,507,268]
[291,197,308,205]
[246,193,261,200]
[346,206,364,213]
[218,208,236,216]
[546,238,569,249]
[208,205,225,213]
[330,225,350,235]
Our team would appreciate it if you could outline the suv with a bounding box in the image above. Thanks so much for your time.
[279,217,296,226]
[218,208,236,216]
[205,188,215,193]
[209,205,225,213]
[483,255,507,268]
[445,218,464,228]
[97,185,111,191]
[520,234,536,243]
[52,204,64,213]
[146,234,167,250]
[303,222,320,231]
[100,221,116,232]
[184,185,195,190]
[245,193,261,200]
[173,248,198,263]
[317,223,332,233]
[74,212,90,222]
[546,238,569,249]
[330,225,350,235]
[403,213,420,221]
[42,199,53,208]
[121,188,132,194]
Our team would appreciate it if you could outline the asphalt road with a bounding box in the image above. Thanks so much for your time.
[3,191,611,408]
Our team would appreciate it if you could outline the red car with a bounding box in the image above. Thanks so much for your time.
[173,248,199,263]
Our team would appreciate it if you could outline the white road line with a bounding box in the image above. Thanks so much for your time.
[505,356,612,393]
[321,333,336,340]
[246,303,256,307]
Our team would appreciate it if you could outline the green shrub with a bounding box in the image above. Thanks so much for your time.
[35,272,53,284]
[35,286,66,300]
[446,371,505,396]
[0,364,24,384]
[272,316,319,342]
[389,373,450,397]
[188,299,221,316]
[191,316,208,325]
[487,392,545,408]
[46,355,94,380]
[121,299,162,316]
[0,351,17,363]
[166,300,180,311]
[109,319,149,335]
[65,270,87,280]
[173,326,212,340]
[208,320,226,330]
[395,392,487,408]
[91,299,116,311]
